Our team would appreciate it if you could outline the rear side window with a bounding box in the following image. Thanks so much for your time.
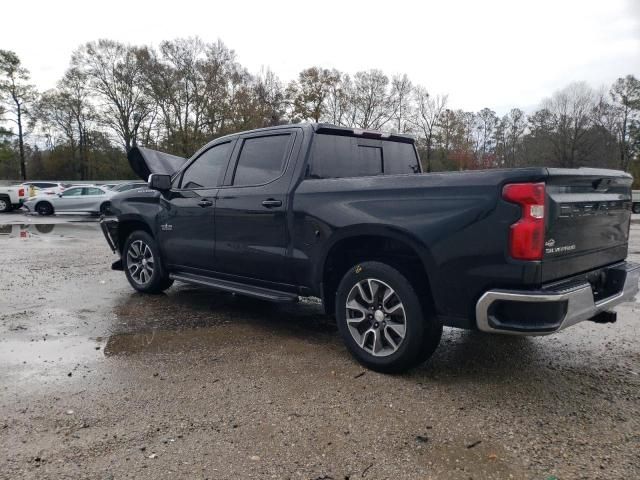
[84,187,105,195]
[62,188,83,197]
[232,134,291,186]
[181,142,232,189]
[308,134,420,179]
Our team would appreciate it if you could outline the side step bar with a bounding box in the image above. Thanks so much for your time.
[170,272,299,303]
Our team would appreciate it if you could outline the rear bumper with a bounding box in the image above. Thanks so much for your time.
[476,261,640,335]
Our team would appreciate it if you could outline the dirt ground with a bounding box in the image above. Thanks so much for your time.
[1,212,639,480]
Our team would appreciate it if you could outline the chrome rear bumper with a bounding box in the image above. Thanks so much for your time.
[476,261,640,335]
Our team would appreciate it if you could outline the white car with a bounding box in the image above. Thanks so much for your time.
[23,185,116,216]
[22,182,71,196]
[0,184,28,213]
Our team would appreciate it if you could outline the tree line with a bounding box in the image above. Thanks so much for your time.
[1,37,639,185]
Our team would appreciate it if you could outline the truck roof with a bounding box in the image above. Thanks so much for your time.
[207,123,415,149]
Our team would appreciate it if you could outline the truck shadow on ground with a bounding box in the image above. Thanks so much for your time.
[107,284,626,383]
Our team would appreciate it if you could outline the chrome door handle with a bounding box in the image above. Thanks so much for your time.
[198,199,213,207]
[261,199,282,208]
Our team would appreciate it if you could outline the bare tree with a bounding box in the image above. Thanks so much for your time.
[0,50,37,180]
[540,82,597,167]
[411,86,447,172]
[351,70,394,130]
[390,74,413,133]
[324,73,352,127]
[610,75,640,171]
[502,108,527,167]
[287,67,340,123]
[37,68,95,179]
[72,40,152,152]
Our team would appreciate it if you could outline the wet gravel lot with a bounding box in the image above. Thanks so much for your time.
[1,212,639,480]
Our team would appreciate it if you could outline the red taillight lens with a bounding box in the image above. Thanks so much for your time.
[18,188,24,196]
[502,182,546,261]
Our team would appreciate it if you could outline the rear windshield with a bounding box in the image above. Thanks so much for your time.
[307,134,420,179]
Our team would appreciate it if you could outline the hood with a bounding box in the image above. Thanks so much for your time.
[127,146,187,181]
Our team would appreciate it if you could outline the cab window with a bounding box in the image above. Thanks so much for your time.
[232,134,291,186]
[180,142,233,189]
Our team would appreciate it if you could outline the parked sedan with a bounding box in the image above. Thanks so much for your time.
[24,185,115,216]
[110,182,147,193]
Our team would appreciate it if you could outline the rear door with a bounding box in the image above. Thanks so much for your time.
[542,168,633,282]
[214,130,299,286]
[157,140,234,273]
[82,187,108,211]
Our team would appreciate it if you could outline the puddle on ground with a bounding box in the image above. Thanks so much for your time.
[0,223,101,242]
[106,292,338,356]
[0,336,104,373]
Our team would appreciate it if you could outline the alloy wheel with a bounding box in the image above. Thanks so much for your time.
[345,278,407,357]
[127,240,155,285]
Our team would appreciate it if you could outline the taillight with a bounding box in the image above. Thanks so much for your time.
[502,182,545,261]
[18,188,24,196]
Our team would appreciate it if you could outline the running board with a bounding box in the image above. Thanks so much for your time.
[169,272,299,303]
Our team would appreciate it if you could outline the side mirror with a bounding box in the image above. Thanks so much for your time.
[57,193,63,197]
[148,174,171,191]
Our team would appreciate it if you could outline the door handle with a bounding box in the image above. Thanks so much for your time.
[261,199,282,208]
[198,199,213,208]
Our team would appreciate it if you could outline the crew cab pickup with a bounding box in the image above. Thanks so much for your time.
[101,123,639,372]
[0,184,27,213]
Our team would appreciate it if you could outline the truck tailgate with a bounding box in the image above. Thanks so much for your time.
[542,168,633,283]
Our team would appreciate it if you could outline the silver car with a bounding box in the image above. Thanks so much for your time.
[24,185,116,216]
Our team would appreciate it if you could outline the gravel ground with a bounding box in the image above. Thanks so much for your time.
[1,212,639,480]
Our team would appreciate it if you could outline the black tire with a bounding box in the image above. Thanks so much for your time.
[35,201,54,216]
[335,261,442,373]
[123,230,174,294]
[0,196,12,213]
[99,202,111,216]
[633,203,640,214]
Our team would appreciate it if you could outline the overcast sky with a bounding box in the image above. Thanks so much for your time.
[2,0,639,113]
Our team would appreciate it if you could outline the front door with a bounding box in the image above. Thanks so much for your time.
[158,140,234,274]
[214,130,298,286]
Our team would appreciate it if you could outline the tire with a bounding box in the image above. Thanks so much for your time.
[335,261,442,373]
[0,197,12,213]
[633,203,640,214]
[123,230,174,294]
[35,201,54,216]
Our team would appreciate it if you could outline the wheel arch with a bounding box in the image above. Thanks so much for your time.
[34,199,54,214]
[318,226,437,316]
[116,215,154,255]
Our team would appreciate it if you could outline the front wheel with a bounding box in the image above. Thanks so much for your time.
[633,203,640,214]
[335,261,442,373]
[123,231,174,294]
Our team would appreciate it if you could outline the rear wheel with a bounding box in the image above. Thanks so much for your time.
[335,261,442,373]
[633,203,640,214]
[123,231,174,294]
[35,201,54,216]
[0,197,12,213]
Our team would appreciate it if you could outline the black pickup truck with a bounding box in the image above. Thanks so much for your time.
[101,123,639,372]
